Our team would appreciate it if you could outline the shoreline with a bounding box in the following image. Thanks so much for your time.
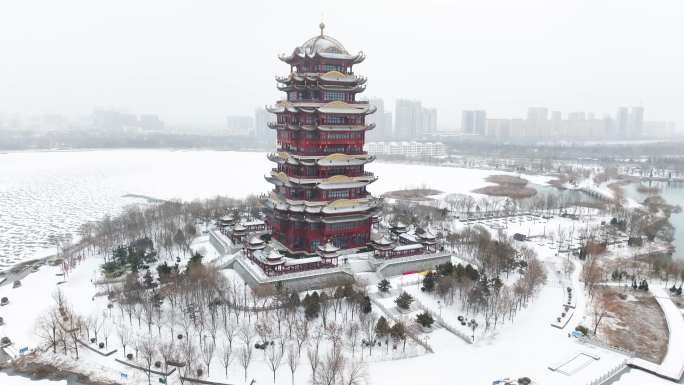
[1,358,100,385]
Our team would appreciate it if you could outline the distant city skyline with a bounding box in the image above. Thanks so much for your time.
[1,102,679,141]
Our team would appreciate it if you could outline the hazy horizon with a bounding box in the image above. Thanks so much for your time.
[1,0,683,129]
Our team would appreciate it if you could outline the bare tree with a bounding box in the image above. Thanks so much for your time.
[360,313,377,357]
[265,340,285,384]
[153,305,164,336]
[238,346,253,382]
[159,341,176,385]
[142,298,155,334]
[139,337,157,385]
[68,314,82,359]
[101,323,112,350]
[200,339,216,376]
[255,316,274,345]
[325,322,343,352]
[293,319,309,356]
[312,347,344,385]
[222,317,237,351]
[345,322,360,357]
[591,293,608,335]
[582,253,603,299]
[180,341,197,384]
[116,321,130,358]
[36,308,60,353]
[180,312,193,342]
[52,288,66,309]
[286,343,300,385]
[57,323,69,355]
[238,322,255,350]
[92,314,103,344]
[133,302,143,327]
[340,358,368,385]
[84,315,94,341]
[307,344,321,381]
[219,343,233,378]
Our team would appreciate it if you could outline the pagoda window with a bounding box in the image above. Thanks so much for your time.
[327,116,345,124]
[320,64,344,72]
[324,132,358,140]
[328,190,349,199]
[303,131,318,140]
[321,145,363,154]
[324,91,346,101]
[327,220,366,231]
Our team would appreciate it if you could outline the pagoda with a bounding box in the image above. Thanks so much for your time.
[265,23,381,254]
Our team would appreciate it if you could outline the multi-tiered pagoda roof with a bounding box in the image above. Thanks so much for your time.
[277,28,366,64]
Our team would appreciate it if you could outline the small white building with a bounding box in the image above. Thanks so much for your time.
[365,141,446,158]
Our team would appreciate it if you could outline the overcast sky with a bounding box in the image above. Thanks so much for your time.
[1,0,683,129]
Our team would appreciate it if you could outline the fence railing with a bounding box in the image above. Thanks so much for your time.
[577,336,635,357]
[584,359,628,385]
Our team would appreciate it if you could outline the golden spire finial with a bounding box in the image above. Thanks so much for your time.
[319,22,325,36]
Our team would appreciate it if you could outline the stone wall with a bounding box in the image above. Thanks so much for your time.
[376,253,452,277]
[233,257,354,293]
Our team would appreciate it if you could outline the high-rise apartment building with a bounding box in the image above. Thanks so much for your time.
[461,110,487,135]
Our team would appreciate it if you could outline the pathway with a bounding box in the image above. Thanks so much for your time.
[628,286,684,381]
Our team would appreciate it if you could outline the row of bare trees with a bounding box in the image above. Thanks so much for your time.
[76,195,261,263]
[37,258,380,384]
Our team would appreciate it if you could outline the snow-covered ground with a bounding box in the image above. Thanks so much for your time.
[2,149,682,385]
[366,266,629,385]
[0,209,619,385]
[0,246,631,385]
[0,257,103,355]
[0,149,551,270]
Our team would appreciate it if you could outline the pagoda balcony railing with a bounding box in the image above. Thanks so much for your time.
[277,138,365,147]
[277,86,367,95]
[323,225,370,236]
[283,95,361,102]
[275,74,367,83]
[277,148,365,156]
[268,151,372,161]
[278,191,370,201]
[271,118,367,128]
[272,227,322,238]
[274,168,372,179]
[294,69,356,76]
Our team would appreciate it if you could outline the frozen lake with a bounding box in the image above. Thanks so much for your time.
[0,149,550,270]
[625,181,684,260]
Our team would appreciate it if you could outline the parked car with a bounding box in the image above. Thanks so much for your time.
[0,297,8,306]
[12,280,21,288]
[513,233,527,242]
